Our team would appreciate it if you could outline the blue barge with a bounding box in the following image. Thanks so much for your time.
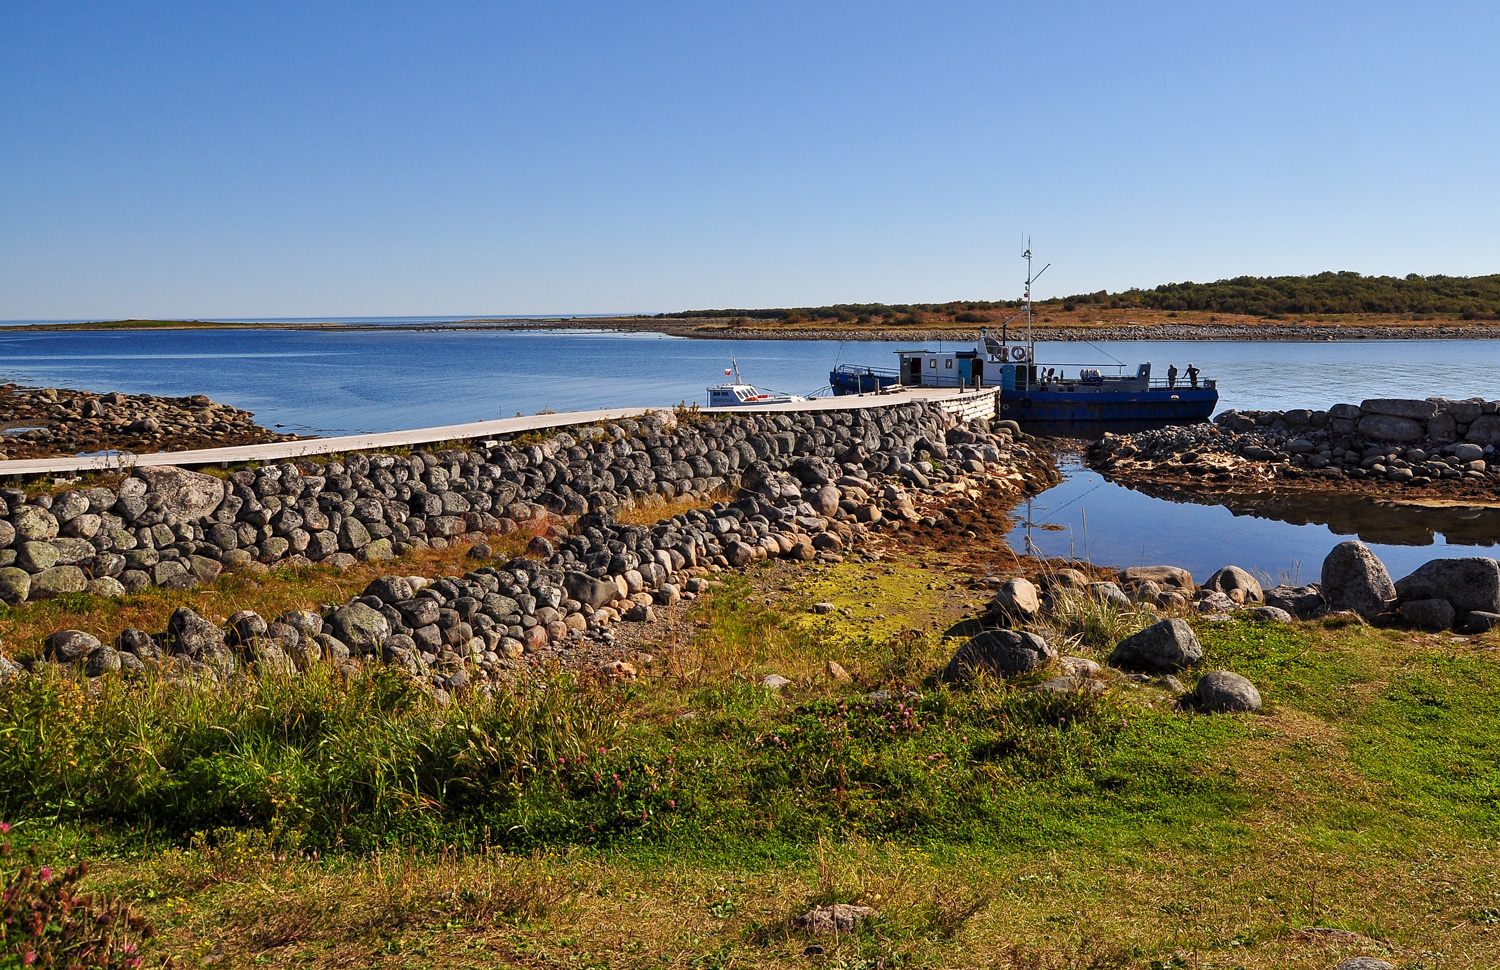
[829,245,1218,434]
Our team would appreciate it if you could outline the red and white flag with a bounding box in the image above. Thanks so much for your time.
[724,369,732,376]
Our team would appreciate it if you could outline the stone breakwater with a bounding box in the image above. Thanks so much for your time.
[0,384,295,460]
[1089,396,1500,497]
[0,401,1055,694]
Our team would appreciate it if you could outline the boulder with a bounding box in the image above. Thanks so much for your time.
[987,577,1040,622]
[327,602,390,655]
[1038,568,1090,591]
[44,629,101,664]
[1427,413,1458,444]
[1361,398,1438,420]
[29,565,87,598]
[1204,565,1264,604]
[810,484,841,516]
[279,610,324,639]
[116,628,165,661]
[1241,606,1291,623]
[15,541,60,573]
[564,571,619,611]
[724,541,755,568]
[1460,611,1500,634]
[364,576,414,604]
[1321,541,1397,618]
[133,466,227,525]
[1464,413,1500,445]
[1089,582,1131,607]
[0,566,31,605]
[85,577,127,598]
[1187,671,1263,713]
[788,456,835,486]
[358,538,395,561]
[84,646,122,677]
[1119,564,1194,590]
[226,610,268,646]
[1265,584,1325,619]
[1196,591,1237,614]
[1393,557,1500,615]
[943,629,1056,680]
[12,506,60,541]
[1110,619,1204,672]
[1400,598,1455,631]
[165,607,227,657]
[1356,414,1424,442]
[1331,960,1395,970]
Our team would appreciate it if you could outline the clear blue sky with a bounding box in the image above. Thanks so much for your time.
[3,1,1497,319]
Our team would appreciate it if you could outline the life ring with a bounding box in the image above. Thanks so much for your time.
[1010,346,1027,361]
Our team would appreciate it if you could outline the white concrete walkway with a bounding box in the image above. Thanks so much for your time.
[0,387,995,477]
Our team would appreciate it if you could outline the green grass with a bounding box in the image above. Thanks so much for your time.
[3,563,1500,967]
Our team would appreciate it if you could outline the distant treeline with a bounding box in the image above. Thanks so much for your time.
[655,271,1500,323]
[1069,272,1500,319]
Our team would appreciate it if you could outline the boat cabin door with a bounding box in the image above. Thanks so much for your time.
[902,356,923,386]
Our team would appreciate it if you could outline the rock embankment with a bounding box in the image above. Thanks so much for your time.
[0,384,295,459]
[1090,396,1500,498]
[1,408,1052,696]
[0,401,1012,605]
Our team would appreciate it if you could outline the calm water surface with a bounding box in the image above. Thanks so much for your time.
[4,328,1498,579]
[1009,458,1500,583]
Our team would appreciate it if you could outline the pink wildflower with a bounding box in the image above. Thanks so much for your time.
[0,822,9,834]
[38,866,51,882]
[23,951,37,966]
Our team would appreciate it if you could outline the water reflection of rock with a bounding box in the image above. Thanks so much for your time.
[1123,480,1500,548]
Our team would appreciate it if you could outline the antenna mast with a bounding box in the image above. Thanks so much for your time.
[1021,237,1050,360]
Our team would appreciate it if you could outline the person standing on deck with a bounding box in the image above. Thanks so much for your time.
[1167,364,1178,388]
[1186,363,1200,388]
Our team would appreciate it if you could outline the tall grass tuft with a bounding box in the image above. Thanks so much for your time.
[0,665,622,850]
[1036,588,1156,656]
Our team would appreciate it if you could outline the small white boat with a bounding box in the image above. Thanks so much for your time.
[706,360,806,408]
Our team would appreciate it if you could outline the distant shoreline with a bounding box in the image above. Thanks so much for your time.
[7,311,1500,341]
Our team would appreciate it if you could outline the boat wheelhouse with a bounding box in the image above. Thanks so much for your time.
[827,243,1219,433]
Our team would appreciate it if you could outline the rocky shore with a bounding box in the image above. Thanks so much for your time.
[0,383,294,460]
[0,400,1059,697]
[1089,396,1500,500]
[937,534,1500,726]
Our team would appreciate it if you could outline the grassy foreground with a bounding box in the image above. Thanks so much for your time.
[2,551,1499,968]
